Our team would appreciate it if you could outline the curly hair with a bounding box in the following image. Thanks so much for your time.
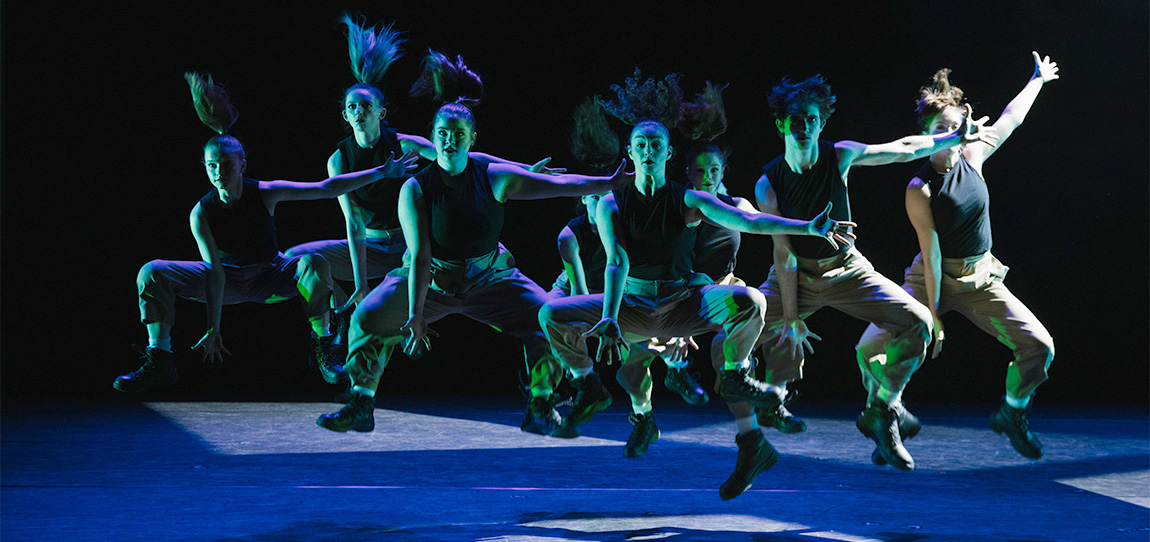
[915,68,965,130]
[599,68,684,129]
[570,96,620,173]
[185,72,245,157]
[767,75,836,122]
[678,82,729,142]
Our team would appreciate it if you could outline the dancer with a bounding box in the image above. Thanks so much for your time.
[538,70,854,500]
[857,52,1058,461]
[115,72,416,393]
[523,98,705,438]
[749,75,997,471]
[286,15,558,333]
[316,52,630,433]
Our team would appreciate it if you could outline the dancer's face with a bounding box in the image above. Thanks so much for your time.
[343,89,386,132]
[432,116,476,164]
[925,106,965,160]
[203,146,245,192]
[628,123,672,178]
[686,152,725,193]
[776,103,825,149]
[582,192,606,225]
[924,106,964,135]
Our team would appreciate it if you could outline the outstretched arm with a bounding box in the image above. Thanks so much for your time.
[906,177,945,359]
[967,51,1059,166]
[488,159,631,202]
[398,133,566,174]
[557,226,590,296]
[190,203,231,363]
[837,104,997,168]
[258,150,418,208]
[686,189,856,248]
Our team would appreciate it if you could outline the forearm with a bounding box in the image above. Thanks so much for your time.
[920,246,943,319]
[204,266,225,333]
[999,76,1045,128]
[774,248,800,321]
[320,168,385,196]
[346,226,370,293]
[407,253,432,320]
[601,264,627,320]
[742,212,818,237]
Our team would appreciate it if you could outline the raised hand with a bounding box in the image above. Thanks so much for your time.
[400,314,438,357]
[776,319,820,362]
[379,150,420,178]
[609,158,634,189]
[1032,51,1059,83]
[582,318,624,365]
[193,330,232,364]
[529,157,567,175]
[809,202,858,249]
[961,104,1000,147]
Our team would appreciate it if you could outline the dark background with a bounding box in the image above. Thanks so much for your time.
[2,1,1146,405]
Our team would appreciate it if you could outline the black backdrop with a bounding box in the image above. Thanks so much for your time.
[2,1,1147,404]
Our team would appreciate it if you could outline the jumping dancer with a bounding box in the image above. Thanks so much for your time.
[286,15,558,332]
[749,75,997,470]
[857,52,1058,461]
[316,52,629,433]
[538,70,853,499]
[115,72,415,392]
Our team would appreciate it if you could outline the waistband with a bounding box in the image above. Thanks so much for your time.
[366,227,404,242]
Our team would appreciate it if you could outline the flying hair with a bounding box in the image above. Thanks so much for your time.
[678,81,729,142]
[341,12,404,86]
[409,49,484,106]
[767,75,836,121]
[599,68,684,129]
[570,96,620,173]
[184,72,238,135]
[915,68,965,129]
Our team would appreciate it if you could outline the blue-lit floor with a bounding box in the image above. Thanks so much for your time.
[3,396,1147,541]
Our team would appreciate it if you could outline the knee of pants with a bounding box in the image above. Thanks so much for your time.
[732,288,768,319]
[1018,332,1055,367]
[537,301,561,333]
[899,305,932,343]
[295,254,331,284]
[136,260,164,291]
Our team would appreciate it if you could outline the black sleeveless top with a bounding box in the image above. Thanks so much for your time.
[566,213,607,292]
[338,127,406,230]
[762,140,854,259]
[693,193,741,281]
[917,157,993,258]
[198,178,279,266]
[614,181,696,281]
[414,159,504,260]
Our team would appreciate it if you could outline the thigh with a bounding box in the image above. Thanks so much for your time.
[661,285,761,337]
[825,260,930,328]
[951,279,1052,347]
[236,257,306,305]
[460,267,551,336]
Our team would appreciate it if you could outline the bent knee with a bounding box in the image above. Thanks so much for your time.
[137,260,164,286]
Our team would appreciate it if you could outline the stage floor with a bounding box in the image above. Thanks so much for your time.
[3,395,1147,541]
